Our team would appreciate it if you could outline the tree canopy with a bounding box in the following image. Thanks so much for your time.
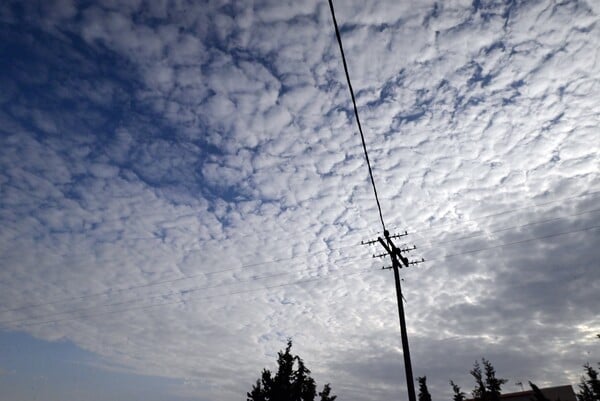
[576,363,600,401]
[470,358,507,401]
[529,381,551,401]
[450,380,466,401]
[247,340,337,401]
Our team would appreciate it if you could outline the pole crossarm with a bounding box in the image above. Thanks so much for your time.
[377,232,409,268]
[389,231,409,239]
[373,245,417,259]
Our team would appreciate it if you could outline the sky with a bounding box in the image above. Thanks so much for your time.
[0,0,599,400]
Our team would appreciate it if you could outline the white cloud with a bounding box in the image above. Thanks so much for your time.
[0,0,599,400]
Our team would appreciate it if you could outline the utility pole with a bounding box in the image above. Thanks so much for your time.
[326,1,425,399]
[363,230,424,401]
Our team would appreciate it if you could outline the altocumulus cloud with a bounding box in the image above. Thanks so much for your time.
[0,1,598,400]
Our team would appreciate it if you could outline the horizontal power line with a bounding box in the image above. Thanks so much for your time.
[8,224,599,328]
[390,189,600,236]
[5,204,598,316]
[416,207,600,250]
[12,265,377,328]
[18,187,593,302]
[182,186,600,251]
[0,242,361,315]
[2,254,374,326]
[423,224,600,261]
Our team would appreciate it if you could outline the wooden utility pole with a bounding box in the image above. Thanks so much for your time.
[363,230,424,401]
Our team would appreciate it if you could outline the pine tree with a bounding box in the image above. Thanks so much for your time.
[450,380,466,401]
[471,360,488,401]
[319,384,337,401]
[247,340,337,401]
[470,359,506,401]
[577,364,600,401]
[529,382,551,401]
[584,364,600,400]
[483,358,507,401]
[418,376,432,401]
[577,381,595,401]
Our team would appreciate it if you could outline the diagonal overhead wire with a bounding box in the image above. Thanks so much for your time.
[403,189,600,236]
[328,0,387,233]
[13,264,377,328]
[0,242,361,315]
[424,224,600,261]
[1,253,373,326]
[4,194,596,316]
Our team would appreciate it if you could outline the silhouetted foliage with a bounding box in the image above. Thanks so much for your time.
[584,364,600,400]
[470,359,507,401]
[471,360,488,401]
[247,340,336,401]
[450,380,466,401]
[529,381,551,401]
[576,335,600,401]
[577,363,600,401]
[484,358,507,401]
[418,376,432,401]
[319,384,337,401]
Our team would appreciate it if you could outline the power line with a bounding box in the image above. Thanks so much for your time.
[416,207,600,250]
[0,242,361,315]
[5,206,591,320]
[327,3,420,400]
[328,0,386,233]
[397,189,600,236]
[12,188,594,314]
[424,224,600,261]
[6,202,597,316]
[9,224,599,328]
[2,254,374,326]
[12,265,377,328]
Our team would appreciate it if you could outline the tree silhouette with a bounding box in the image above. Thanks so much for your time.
[450,380,466,401]
[576,334,600,401]
[418,376,432,401]
[247,340,336,401]
[529,381,551,401]
[319,384,337,401]
[577,364,600,401]
[471,360,488,401]
[470,359,507,401]
[483,358,507,401]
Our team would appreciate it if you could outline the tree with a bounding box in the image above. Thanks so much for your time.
[247,340,337,401]
[483,358,507,401]
[577,334,600,401]
[319,384,337,401]
[471,360,488,401]
[450,380,466,401]
[577,363,600,401]
[470,359,507,401]
[584,364,600,400]
[418,376,432,401]
[529,381,551,401]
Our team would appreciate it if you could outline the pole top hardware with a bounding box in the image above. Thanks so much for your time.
[373,245,416,259]
[399,245,417,253]
[362,230,408,246]
[385,230,408,239]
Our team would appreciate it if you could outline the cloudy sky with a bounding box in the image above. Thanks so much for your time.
[0,0,599,400]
